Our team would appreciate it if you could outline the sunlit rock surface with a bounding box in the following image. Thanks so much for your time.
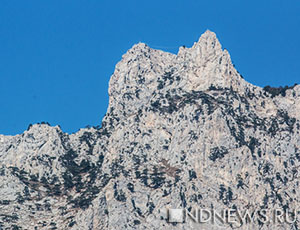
[1,30,300,230]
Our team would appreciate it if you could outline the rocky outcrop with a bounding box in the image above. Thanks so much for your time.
[1,30,300,230]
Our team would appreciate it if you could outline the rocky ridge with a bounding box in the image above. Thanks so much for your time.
[1,30,300,229]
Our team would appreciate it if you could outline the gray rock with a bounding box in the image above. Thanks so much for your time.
[1,30,300,229]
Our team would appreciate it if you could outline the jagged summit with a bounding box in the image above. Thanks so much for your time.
[188,29,223,57]
[125,42,152,56]
[180,30,231,67]
[124,30,226,66]
[108,30,255,118]
[198,29,218,40]
[127,30,222,57]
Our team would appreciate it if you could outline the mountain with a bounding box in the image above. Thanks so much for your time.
[1,30,300,230]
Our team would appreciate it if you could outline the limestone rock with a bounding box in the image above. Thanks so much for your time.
[1,31,300,229]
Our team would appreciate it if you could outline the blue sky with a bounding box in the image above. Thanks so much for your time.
[0,0,299,135]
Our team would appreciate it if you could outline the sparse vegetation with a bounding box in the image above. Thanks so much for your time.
[263,84,298,98]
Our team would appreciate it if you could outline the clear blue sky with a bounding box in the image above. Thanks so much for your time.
[0,0,299,135]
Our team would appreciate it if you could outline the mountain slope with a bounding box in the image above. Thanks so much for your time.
[1,30,300,230]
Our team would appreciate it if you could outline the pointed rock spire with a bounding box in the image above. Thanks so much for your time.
[193,30,223,57]
[178,30,227,65]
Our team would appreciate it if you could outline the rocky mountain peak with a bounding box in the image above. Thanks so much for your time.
[107,31,254,120]
[1,31,300,230]
[176,30,249,93]
[178,30,223,60]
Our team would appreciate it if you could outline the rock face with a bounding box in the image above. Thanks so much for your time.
[1,30,300,230]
